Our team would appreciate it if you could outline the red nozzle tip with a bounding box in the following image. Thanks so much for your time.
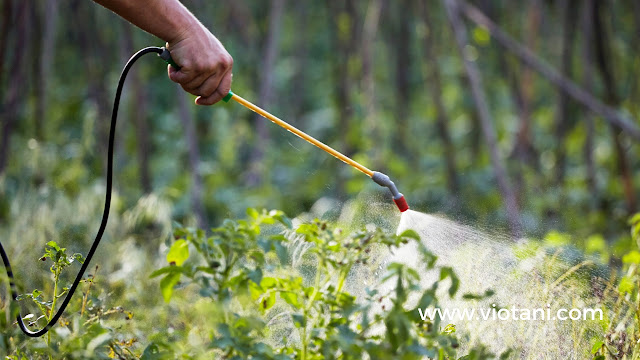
[394,196,409,212]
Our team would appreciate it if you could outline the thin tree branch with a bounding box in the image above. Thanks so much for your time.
[444,0,522,237]
[455,0,640,141]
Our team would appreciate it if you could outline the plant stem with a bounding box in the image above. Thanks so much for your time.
[301,259,324,360]
[47,269,60,360]
[81,265,99,316]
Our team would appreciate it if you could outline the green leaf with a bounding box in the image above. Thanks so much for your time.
[71,253,85,264]
[622,250,640,264]
[248,268,263,286]
[274,241,288,265]
[247,208,259,219]
[585,235,606,254]
[443,323,456,334]
[166,240,189,266]
[439,267,459,297]
[160,272,181,303]
[280,292,300,308]
[260,277,277,289]
[149,267,178,279]
[399,229,420,242]
[260,291,276,311]
[618,276,635,294]
[591,340,604,354]
[462,289,495,300]
[87,332,112,352]
[291,313,306,328]
[270,210,292,228]
[544,231,571,246]
[140,342,174,360]
[46,241,61,251]
[499,349,513,360]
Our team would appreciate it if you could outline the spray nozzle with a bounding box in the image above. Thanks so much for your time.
[371,172,409,212]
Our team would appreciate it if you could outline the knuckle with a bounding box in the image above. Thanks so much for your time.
[221,55,233,69]
[179,59,193,71]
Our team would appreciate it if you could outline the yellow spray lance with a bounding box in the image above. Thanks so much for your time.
[160,49,408,212]
[220,90,410,213]
[159,49,409,212]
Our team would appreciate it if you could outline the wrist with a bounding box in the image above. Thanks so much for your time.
[166,15,204,46]
[152,0,202,45]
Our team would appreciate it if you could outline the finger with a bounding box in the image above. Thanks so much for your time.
[217,71,233,98]
[195,69,233,106]
[168,65,196,85]
[194,73,223,99]
[195,92,224,106]
[182,71,215,92]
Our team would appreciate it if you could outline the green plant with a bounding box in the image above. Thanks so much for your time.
[153,208,503,359]
[16,241,84,358]
[8,242,141,359]
[590,214,640,360]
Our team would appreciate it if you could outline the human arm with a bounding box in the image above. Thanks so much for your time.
[93,0,233,105]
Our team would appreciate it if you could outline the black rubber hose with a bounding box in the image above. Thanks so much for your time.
[0,46,164,337]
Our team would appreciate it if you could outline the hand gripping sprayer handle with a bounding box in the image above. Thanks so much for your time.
[160,49,409,212]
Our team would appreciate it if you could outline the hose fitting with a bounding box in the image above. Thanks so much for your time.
[371,171,409,212]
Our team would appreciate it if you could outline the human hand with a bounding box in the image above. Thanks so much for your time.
[166,24,233,105]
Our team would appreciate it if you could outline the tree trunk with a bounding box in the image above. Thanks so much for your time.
[553,0,577,187]
[634,1,640,43]
[0,0,13,90]
[326,0,360,198]
[505,0,540,169]
[393,0,411,156]
[0,1,30,176]
[592,0,637,213]
[121,23,152,194]
[419,0,459,196]
[34,0,59,141]
[361,0,384,166]
[290,0,310,120]
[245,0,285,187]
[327,0,359,157]
[176,88,207,229]
[498,0,541,202]
[75,3,111,177]
[581,0,598,200]
[444,0,522,236]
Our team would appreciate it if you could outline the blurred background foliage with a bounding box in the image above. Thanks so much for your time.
[0,0,638,238]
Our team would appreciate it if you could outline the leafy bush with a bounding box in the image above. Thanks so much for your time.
[0,208,512,359]
[590,213,640,360]
[2,241,140,360]
[151,209,504,359]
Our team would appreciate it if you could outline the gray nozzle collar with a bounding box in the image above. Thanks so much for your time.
[371,171,403,199]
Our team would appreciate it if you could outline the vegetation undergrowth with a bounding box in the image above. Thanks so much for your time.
[589,214,640,359]
[1,208,639,359]
[151,208,508,359]
[1,208,510,359]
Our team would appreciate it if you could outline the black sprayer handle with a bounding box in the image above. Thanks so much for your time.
[159,46,234,103]
[159,47,181,70]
